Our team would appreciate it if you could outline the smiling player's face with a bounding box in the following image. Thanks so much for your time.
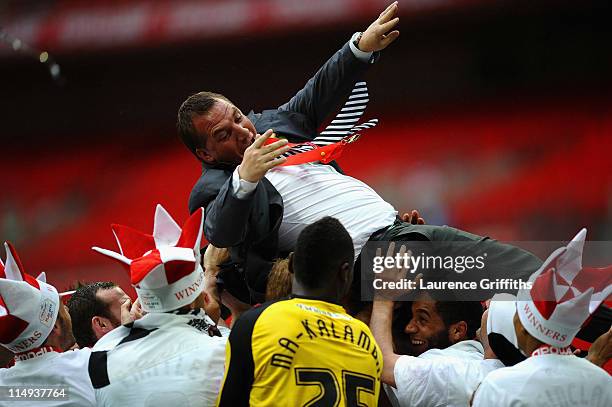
[192,99,257,166]
[403,292,450,356]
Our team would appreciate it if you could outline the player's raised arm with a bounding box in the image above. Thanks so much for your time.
[279,2,400,132]
[370,243,421,387]
[371,299,400,387]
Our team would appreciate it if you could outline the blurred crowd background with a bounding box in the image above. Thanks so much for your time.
[1,0,611,294]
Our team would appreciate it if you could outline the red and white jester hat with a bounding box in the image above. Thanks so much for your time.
[0,242,60,353]
[93,204,205,313]
[517,228,612,348]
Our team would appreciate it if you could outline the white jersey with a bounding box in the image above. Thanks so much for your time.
[90,309,227,407]
[473,354,612,407]
[266,163,397,256]
[0,348,96,406]
[386,340,504,407]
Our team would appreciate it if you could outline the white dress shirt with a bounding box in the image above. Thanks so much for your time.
[234,162,397,258]
[473,354,612,407]
[0,348,96,406]
[386,340,504,407]
[265,163,397,255]
[92,310,227,407]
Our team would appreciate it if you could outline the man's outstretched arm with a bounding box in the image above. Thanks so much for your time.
[370,242,423,388]
[369,242,417,387]
[279,2,400,131]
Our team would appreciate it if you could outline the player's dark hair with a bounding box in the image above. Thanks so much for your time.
[176,91,232,160]
[67,281,118,348]
[434,300,483,339]
[293,217,354,290]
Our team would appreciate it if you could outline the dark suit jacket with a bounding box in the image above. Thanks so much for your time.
[189,42,376,303]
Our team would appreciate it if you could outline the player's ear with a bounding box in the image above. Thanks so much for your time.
[92,316,111,338]
[339,261,352,289]
[202,291,211,306]
[287,252,295,275]
[449,320,468,343]
[196,147,215,165]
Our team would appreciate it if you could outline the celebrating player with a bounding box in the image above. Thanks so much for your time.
[216,217,383,406]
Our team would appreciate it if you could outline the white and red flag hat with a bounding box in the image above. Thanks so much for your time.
[0,242,60,353]
[93,204,205,313]
[517,228,612,348]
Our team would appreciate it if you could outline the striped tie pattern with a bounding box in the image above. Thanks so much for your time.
[283,81,379,157]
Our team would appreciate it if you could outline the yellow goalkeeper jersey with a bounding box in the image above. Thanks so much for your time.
[216,296,382,406]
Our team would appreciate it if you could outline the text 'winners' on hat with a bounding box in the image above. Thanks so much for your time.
[0,242,60,353]
[93,204,205,313]
[516,229,612,348]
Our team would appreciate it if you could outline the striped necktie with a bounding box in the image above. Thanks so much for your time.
[281,81,379,159]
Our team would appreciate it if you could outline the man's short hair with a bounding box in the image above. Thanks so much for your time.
[293,217,354,290]
[434,300,483,339]
[176,91,232,159]
[67,281,118,348]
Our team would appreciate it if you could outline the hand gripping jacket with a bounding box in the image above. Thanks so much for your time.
[93,205,205,313]
[0,242,60,353]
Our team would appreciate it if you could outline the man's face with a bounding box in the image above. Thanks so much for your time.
[97,286,131,328]
[192,99,256,166]
[403,292,451,356]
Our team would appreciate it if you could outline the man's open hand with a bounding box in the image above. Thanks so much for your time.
[358,2,400,53]
[374,242,422,301]
[238,129,289,182]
